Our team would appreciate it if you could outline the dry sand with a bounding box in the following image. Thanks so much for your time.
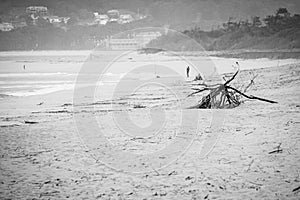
[0,61,300,199]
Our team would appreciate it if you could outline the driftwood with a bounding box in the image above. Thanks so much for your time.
[293,186,300,192]
[24,120,39,124]
[268,143,283,154]
[188,65,277,109]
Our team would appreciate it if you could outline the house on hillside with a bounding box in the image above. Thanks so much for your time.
[135,32,162,45]
[136,13,147,20]
[106,38,138,50]
[106,31,162,50]
[45,16,61,23]
[92,9,145,26]
[118,14,134,24]
[0,22,14,31]
[107,10,120,23]
[43,16,70,24]
[26,6,48,16]
[94,13,109,25]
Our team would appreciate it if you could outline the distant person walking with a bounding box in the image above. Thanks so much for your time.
[23,65,26,70]
[186,66,190,78]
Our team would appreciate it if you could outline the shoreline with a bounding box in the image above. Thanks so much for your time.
[0,49,299,60]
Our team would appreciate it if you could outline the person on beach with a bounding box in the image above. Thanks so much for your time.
[186,66,190,78]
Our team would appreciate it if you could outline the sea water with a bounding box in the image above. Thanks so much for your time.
[0,51,298,98]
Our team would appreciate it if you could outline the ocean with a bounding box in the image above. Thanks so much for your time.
[0,50,299,99]
[0,72,75,97]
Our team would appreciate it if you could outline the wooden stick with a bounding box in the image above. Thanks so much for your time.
[225,69,239,85]
[292,186,300,192]
[224,88,232,104]
[227,86,278,104]
[187,88,210,97]
[243,74,258,93]
[268,149,283,154]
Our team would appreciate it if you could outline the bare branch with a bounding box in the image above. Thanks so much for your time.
[227,86,278,104]
[224,68,239,85]
[243,74,258,93]
[187,88,210,97]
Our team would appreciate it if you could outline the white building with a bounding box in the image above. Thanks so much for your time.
[106,31,162,50]
[0,23,14,31]
[135,32,162,46]
[118,14,134,24]
[106,38,138,50]
[48,16,62,23]
[26,6,48,16]
[107,10,120,22]
[43,16,70,24]
[94,14,109,25]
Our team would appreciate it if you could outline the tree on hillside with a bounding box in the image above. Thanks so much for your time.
[263,8,293,31]
[276,8,290,18]
[263,15,277,29]
[222,17,242,32]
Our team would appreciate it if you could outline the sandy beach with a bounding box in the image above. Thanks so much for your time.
[0,51,300,199]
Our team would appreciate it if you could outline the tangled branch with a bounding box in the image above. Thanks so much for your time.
[188,65,277,109]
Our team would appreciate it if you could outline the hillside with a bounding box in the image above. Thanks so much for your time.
[147,8,300,53]
[1,0,300,30]
[0,1,299,51]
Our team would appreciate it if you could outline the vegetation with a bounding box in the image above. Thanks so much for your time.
[148,8,300,51]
